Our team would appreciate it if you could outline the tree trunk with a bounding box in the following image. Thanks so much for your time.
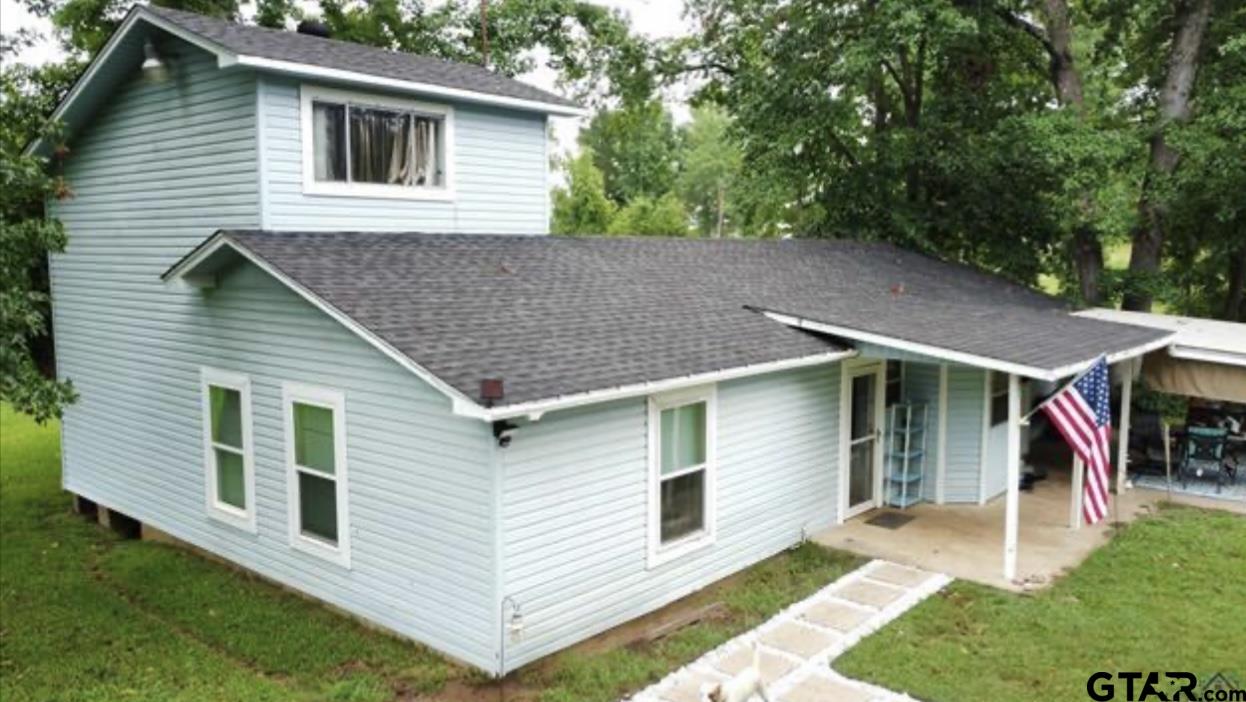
[1038,0,1103,305]
[715,183,725,238]
[1122,0,1215,312]
[1224,244,1246,321]
[1070,225,1104,305]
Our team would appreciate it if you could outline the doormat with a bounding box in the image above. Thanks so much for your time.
[865,512,915,530]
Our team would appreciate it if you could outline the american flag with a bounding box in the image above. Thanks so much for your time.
[1041,356,1113,524]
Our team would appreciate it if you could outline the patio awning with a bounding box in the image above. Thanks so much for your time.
[1074,309,1246,403]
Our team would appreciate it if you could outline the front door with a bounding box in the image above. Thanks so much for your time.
[845,363,884,518]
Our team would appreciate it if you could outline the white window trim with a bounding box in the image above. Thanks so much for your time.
[647,385,717,569]
[299,84,456,202]
[200,367,257,533]
[282,381,352,568]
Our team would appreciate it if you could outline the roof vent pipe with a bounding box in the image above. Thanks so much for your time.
[296,19,331,38]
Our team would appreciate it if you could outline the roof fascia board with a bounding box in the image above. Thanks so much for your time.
[762,310,1175,382]
[224,55,588,117]
[1045,333,1178,378]
[481,349,859,422]
[1168,345,1246,368]
[24,8,238,156]
[164,235,490,418]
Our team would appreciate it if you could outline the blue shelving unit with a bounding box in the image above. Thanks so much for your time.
[886,402,928,509]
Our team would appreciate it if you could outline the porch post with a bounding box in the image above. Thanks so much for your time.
[1003,373,1021,581]
[1116,360,1134,494]
[1070,456,1084,529]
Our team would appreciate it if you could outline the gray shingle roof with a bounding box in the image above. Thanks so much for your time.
[172,231,1171,409]
[144,6,579,110]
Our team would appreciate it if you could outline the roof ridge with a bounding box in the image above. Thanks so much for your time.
[144,5,481,70]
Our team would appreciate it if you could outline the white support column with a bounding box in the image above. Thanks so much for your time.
[1116,360,1134,494]
[1070,456,1084,529]
[1003,373,1021,582]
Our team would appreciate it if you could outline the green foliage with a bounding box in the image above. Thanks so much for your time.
[607,193,689,237]
[1,43,77,423]
[580,100,681,205]
[551,150,615,234]
[1155,2,1246,319]
[676,104,743,236]
[1132,384,1188,424]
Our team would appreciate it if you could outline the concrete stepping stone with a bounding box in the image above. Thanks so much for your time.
[781,675,875,702]
[801,599,873,632]
[656,670,723,702]
[713,645,797,683]
[759,620,836,658]
[835,579,905,609]
[868,562,931,588]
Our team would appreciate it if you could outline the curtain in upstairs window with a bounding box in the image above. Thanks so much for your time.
[350,106,412,184]
[312,102,346,182]
[413,117,439,186]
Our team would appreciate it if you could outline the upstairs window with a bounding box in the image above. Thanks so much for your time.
[301,86,453,199]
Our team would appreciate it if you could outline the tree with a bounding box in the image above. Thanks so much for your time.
[1121,0,1217,311]
[607,193,689,236]
[1,37,79,422]
[1153,1,1246,319]
[580,100,681,205]
[677,104,742,237]
[551,150,615,234]
[676,0,1066,283]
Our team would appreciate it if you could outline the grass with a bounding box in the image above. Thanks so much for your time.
[0,405,860,702]
[836,504,1246,701]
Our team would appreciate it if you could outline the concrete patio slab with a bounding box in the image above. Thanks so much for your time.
[815,461,1245,592]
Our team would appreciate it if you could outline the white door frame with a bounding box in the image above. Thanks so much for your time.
[839,358,886,522]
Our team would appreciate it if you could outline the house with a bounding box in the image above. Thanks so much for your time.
[34,5,1176,676]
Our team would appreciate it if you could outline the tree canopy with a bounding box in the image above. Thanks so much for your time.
[3,0,1244,421]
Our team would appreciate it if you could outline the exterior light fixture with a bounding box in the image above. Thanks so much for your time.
[141,40,169,81]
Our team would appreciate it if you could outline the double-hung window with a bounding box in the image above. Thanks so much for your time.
[648,386,717,567]
[200,368,256,532]
[301,85,453,200]
[283,383,351,566]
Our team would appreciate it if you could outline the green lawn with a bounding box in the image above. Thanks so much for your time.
[836,504,1246,701]
[0,405,860,702]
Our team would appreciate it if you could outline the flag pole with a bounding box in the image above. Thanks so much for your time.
[1018,355,1105,426]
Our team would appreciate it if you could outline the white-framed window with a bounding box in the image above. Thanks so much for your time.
[647,385,717,568]
[200,367,257,532]
[299,84,455,201]
[282,382,351,567]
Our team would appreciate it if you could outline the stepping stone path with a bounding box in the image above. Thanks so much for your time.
[623,559,952,702]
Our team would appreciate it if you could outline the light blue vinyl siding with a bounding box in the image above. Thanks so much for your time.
[900,363,941,501]
[498,364,841,668]
[258,76,550,233]
[943,367,986,502]
[50,41,499,670]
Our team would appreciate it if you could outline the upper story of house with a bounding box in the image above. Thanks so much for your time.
[31,5,584,235]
